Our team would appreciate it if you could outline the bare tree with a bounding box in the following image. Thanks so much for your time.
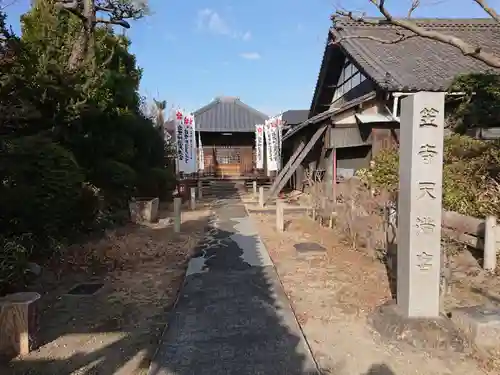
[55,0,147,69]
[0,0,19,10]
[153,99,166,132]
[334,0,500,68]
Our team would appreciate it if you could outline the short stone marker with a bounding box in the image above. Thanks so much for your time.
[451,305,500,350]
[197,180,203,198]
[294,242,326,256]
[397,92,445,318]
[129,197,159,223]
[190,187,196,210]
[253,180,257,196]
[276,200,284,232]
[174,197,181,233]
[483,215,497,272]
[0,292,41,356]
[259,186,265,208]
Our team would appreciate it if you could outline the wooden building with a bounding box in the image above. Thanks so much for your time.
[278,17,500,197]
[193,96,269,178]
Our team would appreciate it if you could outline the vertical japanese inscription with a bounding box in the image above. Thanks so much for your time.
[414,107,441,272]
[418,144,437,164]
[416,251,433,271]
[415,216,436,235]
[419,107,439,127]
[417,182,437,200]
[176,111,183,161]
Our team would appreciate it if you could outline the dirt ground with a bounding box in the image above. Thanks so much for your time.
[1,202,210,375]
[247,192,500,375]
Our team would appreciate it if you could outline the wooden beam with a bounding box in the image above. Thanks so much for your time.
[266,140,306,200]
[264,125,327,205]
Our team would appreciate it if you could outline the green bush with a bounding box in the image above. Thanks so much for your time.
[136,167,176,201]
[0,235,30,295]
[93,159,137,191]
[364,134,500,218]
[0,136,87,246]
[89,159,137,209]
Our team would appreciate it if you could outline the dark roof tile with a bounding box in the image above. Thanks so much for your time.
[331,17,500,92]
[193,96,269,132]
[282,110,309,125]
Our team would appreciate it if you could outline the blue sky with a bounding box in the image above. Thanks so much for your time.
[3,0,500,115]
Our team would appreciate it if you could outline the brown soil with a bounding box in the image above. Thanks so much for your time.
[1,203,210,375]
[247,193,497,375]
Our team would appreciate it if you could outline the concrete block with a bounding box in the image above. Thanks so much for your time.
[451,305,500,349]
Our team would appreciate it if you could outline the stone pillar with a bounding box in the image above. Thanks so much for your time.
[483,216,497,272]
[397,92,445,318]
[173,197,181,233]
[253,181,257,197]
[276,200,284,232]
[190,187,196,210]
[197,180,203,199]
[259,186,264,208]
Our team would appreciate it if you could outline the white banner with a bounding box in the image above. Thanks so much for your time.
[174,110,187,173]
[276,114,283,170]
[255,124,264,169]
[184,113,196,174]
[265,117,280,171]
[264,119,272,172]
[265,117,280,172]
[174,110,196,174]
[198,131,204,171]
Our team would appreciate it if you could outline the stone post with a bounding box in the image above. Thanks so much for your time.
[276,200,284,232]
[197,180,203,199]
[259,186,264,208]
[483,216,497,272]
[173,197,181,233]
[253,181,257,197]
[397,92,445,318]
[190,187,196,210]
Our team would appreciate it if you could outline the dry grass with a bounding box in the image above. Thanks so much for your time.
[2,205,210,375]
[249,201,495,375]
[251,209,392,316]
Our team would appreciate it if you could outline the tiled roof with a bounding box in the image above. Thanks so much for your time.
[331,17,500,92]
[193,96,269,132]
[282,110,309,125]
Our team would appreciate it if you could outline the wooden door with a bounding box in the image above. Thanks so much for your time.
[240,146,253,176]
[216,147,241,177]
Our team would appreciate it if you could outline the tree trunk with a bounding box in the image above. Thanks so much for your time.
[68,0,95,70]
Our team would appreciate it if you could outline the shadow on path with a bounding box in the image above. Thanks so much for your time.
[149,181,319,374]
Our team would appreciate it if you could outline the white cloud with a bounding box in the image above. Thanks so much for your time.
[241,31,252,41]
[239,52,261,60]
[197,8,251,41]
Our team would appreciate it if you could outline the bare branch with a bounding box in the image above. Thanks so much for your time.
[333,10,381,25]
[408,0,421,18]
[473,0,500,24]
[95,4,114,12]
[0,0,19,10]
[95,17,130,28]
[331,33,415,45]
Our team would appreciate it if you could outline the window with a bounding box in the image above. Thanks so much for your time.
[216,147,240,164]
[332,60,367,103]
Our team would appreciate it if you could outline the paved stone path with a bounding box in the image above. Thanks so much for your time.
[149,183,319,375]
